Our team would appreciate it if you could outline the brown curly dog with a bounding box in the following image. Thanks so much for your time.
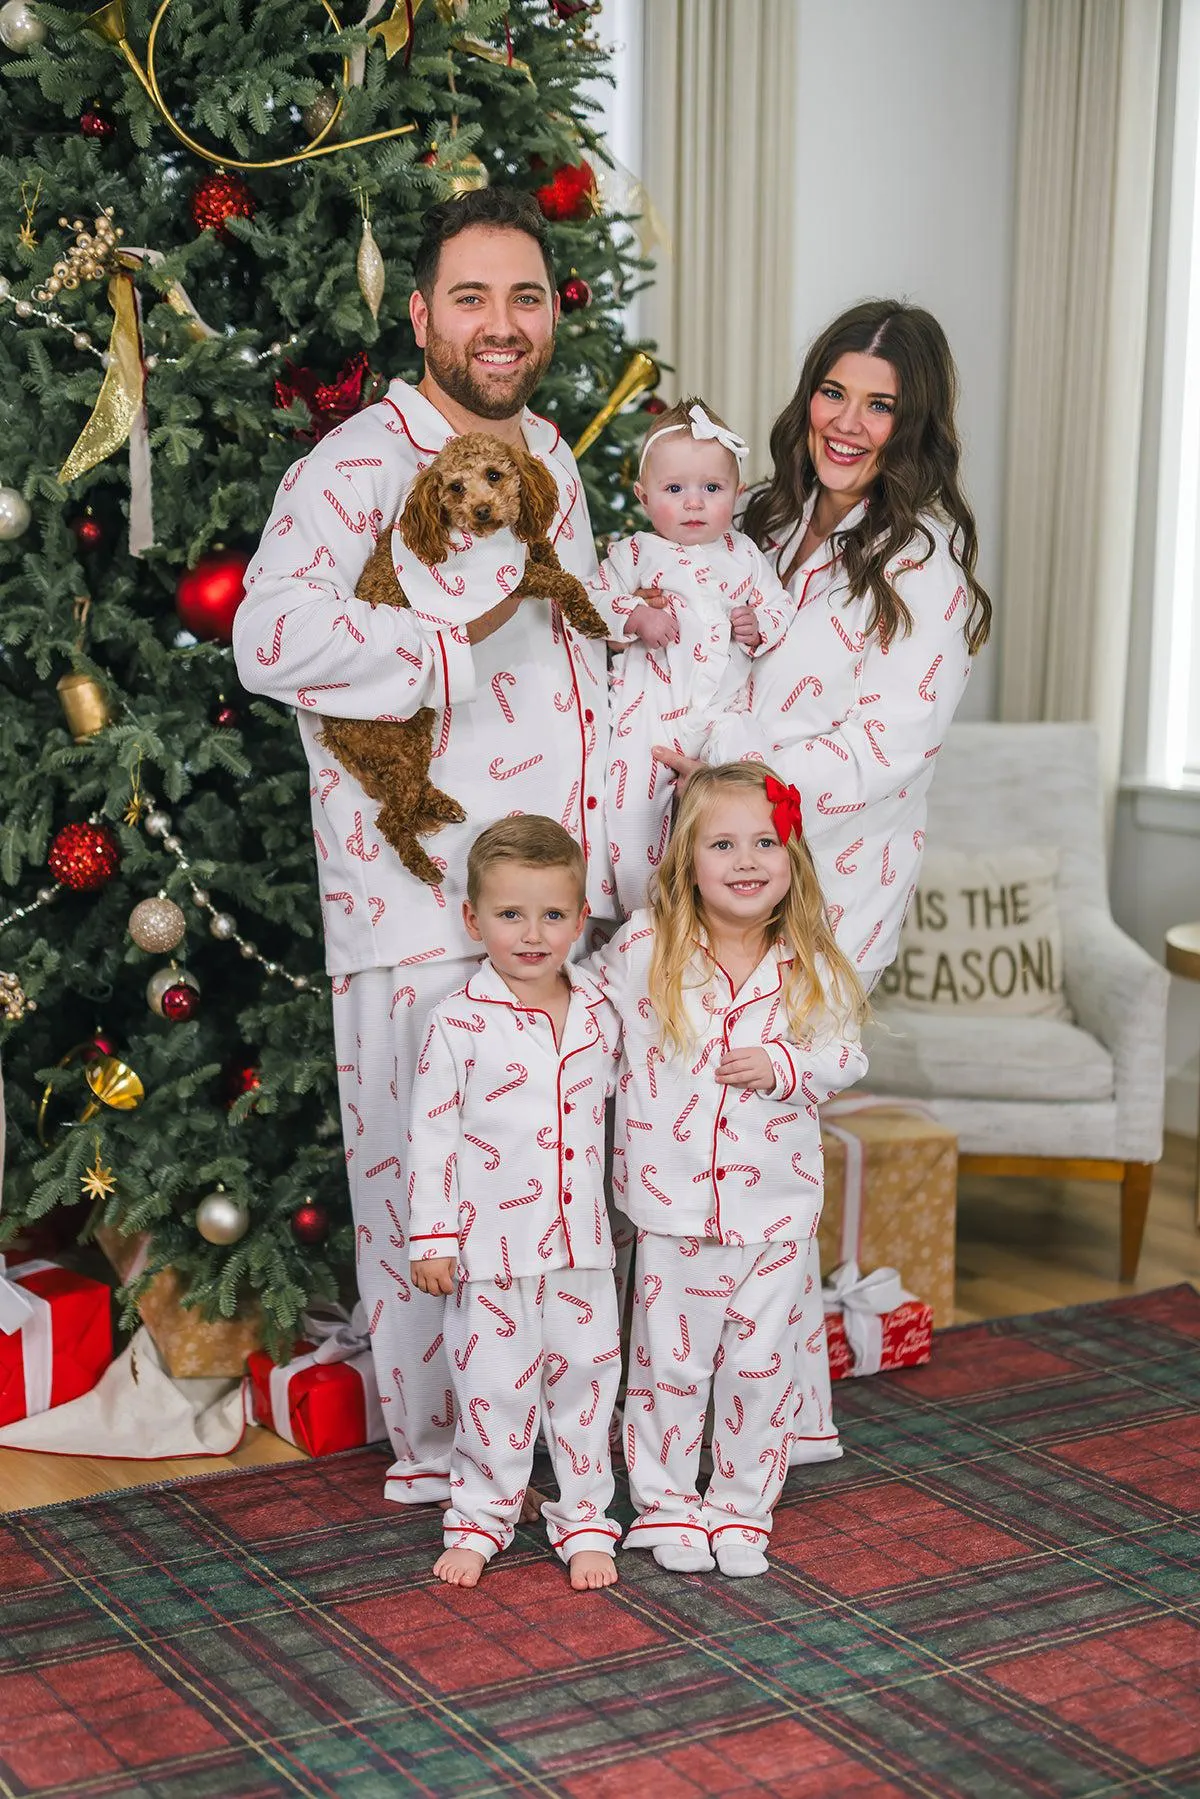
[318,433,610,885]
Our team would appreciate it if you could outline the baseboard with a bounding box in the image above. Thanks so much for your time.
[1166,1070,1198,1139]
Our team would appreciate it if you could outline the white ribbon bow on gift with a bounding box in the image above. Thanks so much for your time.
[0,1257,57,1416]
[822,1260,915,1377]
[638,403,750,476]
[0,1255,36,1334]
[265,1301,385,1449]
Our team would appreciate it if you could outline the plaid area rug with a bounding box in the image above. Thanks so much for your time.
[3,1288,1200,1799]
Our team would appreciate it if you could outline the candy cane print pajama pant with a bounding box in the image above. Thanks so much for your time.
[442,1268,623,1563]
[332,957,479,1505]
[623,1233,802,1555]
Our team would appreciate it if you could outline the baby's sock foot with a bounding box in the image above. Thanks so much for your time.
[652,1542,715,1572]
[714,1541,768,1578]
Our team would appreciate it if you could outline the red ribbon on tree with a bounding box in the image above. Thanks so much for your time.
[764,775,803,845]
[274,353,379,442]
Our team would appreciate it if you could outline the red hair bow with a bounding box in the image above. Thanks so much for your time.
[764,775,803,845]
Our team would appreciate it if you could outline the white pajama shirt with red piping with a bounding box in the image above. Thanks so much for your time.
[587,916,867,1550]
[709,501,975,1464]
[407,961,623,1563]
[595,530,797,915]
[233,380,618,1505]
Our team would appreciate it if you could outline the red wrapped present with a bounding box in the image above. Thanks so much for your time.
[247,1305,385,1456]
[822,1261,933,1381]
[0,1257,113,1426]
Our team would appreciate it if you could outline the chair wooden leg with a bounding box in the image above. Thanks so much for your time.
[1119,1162,1154,1282]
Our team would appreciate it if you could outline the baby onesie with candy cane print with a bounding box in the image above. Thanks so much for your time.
[407,960,624,1564]
[596,531,797,914]
[586,913,867,1557]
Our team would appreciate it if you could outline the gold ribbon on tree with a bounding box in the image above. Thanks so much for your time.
[369,0,532,80]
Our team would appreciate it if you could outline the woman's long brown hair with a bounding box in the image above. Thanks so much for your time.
[742,300,992,654]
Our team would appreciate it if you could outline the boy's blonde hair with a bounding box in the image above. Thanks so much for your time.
[648,762,867,1055]
[637,394,739,480]
[466,815,587,907]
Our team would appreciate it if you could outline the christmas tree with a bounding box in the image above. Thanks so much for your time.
[0,0,654,1351]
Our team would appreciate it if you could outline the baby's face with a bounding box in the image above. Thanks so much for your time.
[634,435,739,546]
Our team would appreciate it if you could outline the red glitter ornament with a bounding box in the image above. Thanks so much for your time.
[79,108,116,141]
[643,394,668,415]
[69,512,104,551]
[274,352,377,443]
[222,1059,261,1109]
[558,274,591,313]
[47,822,120,893]
[161,982,199,1022]
[176,549,251,645]
[291,1201,329,1247]
[211,700,241,728]
[190,170,256,239]
[534,160,598,223]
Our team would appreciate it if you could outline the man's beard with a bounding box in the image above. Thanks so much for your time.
[423,327,553,420]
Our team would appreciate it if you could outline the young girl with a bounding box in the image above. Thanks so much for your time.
[594,399,797,916]
[590,763,868,1576]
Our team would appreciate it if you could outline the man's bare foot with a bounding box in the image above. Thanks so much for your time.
[434,1547,486,1587]
[570,1550,618,1591]
[520,1485,547,1524]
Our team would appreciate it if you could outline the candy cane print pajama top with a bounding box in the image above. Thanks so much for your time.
[596,530,797,914]
[708,499,975,1465]
[234,379,612,1504]
[588,915,867,1551]
[407,961,623,1563]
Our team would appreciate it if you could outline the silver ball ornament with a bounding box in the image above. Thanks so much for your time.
[146,964,199,1016]
[234,345,257,365]
[144,809,172,838]
[195,1188,250,1245]
[0,2,46,50]
[13,300,31,318]
[128,895,186,953]
[190,887,209,907]
[209,911,236,940]
[161,834,182,855]
[0,277,10,300]
[0,486,31,540]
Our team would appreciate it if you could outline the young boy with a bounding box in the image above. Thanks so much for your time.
[408,816,623,1592]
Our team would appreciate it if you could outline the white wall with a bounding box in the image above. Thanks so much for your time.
[792,0,1024,720]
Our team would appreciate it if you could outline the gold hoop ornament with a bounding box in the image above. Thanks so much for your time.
[87,0,416,170]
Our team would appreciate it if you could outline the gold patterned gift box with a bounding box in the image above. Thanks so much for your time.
[817,1103,958,1327]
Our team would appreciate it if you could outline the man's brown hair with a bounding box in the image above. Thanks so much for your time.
[413,187,556,299]
[466,815,587,906]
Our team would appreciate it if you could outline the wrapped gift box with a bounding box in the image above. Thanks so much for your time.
[819,1101,957,1326]
[95,1223,262,1378]
[248,1313,385,1457]
[0,1259,113,1426]
[825,1288,933,1383]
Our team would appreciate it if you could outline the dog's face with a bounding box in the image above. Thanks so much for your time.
[433,434,523,538]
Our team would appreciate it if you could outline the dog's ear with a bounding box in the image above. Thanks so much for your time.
[514,451,560,543]
[400,464,450,566]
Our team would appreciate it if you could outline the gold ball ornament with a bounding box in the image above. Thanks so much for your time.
[0,2,45,50]
[146,964,199,1015]
[195,1187,250,1246]
[129,896,187,954]
[300,89,338,139]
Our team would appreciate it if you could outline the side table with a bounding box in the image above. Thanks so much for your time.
[1164,922,1200,1226]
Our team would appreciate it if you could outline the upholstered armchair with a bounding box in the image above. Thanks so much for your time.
[861,722,1170,1280]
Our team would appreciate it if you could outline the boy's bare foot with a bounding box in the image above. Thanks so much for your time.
[570,1550,618,1591]
[434,1547,486,1587]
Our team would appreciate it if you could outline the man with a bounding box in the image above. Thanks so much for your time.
[234,188,616,1504]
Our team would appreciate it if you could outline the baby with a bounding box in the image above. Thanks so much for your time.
[594,398,797,914]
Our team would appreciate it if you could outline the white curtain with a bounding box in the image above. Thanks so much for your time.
[637,1,798,482]
[998,0,1162,790]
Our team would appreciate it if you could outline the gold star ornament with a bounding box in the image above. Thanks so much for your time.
[80,1145,117,1203]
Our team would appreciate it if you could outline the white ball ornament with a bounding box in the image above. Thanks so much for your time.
[0,2,46,50]
[129,896,187,953]
[0,486,31,540]
[195,1188,250,1245]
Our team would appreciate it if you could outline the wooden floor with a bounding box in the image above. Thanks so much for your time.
[3,1133,1198,1515]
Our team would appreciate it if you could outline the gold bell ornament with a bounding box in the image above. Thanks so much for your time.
[56,670,113,741]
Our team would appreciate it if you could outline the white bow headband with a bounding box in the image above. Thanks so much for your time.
[638,403,750,478]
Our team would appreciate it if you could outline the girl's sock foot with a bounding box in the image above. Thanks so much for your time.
[652,1542,715,1572]
[715,1541,768,1577]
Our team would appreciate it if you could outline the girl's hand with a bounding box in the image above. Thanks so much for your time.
[730,604,763,649]
[715,1047,775,1091]
[625,602,678,648]
[411,1255,457,1295]
[652,745,706,791]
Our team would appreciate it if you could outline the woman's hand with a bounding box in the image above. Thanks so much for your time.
[652,744,706,791]
[411,1255,457,1295]
[714,1047,775,1091]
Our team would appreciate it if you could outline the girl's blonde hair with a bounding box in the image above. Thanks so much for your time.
[648,762,867,1055]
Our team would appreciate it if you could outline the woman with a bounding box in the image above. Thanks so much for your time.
[654,299,992,1461]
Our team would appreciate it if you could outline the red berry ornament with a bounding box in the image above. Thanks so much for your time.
[190,171,256,239]
[79,108,115,141]
[291,1201,329,1247]
[222,1059,261,1108]
[47,822,120,893]
[211,700,240,728]
[176,549,251,644]
[558,274,592,313]
[643,394,668,415]
[69,512,104,552]
[534,160,598,223]
[161,982,199,1022]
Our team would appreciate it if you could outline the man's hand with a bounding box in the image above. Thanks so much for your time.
[652,744,706,791]
[730,604,763,649]
[411,1255,457,1295]
[714,1047,775,1091]
[465,593,522,645]
[624,602,677,649]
